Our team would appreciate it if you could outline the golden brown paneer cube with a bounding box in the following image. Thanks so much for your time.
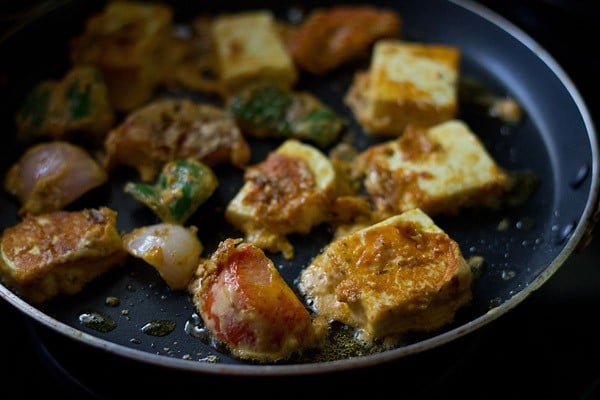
[211,10,298,96]
[299,208,473,344]
[69,1,174,112]
[0,207,127,303]
[357,120,509,217]
[225,139,336,259]
[345,39,460,136]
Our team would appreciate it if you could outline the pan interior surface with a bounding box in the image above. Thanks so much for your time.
[0,0,596,375]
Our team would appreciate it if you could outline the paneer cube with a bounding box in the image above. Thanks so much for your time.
[357,120,509,216]
[345,39,460,135]
[69,1,174,112]
[0,207,127,303]
[298,208,473,343]
[212,10,298,95]
[225,139,336,259]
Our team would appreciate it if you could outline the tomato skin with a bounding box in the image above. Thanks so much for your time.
[196,239,323,361]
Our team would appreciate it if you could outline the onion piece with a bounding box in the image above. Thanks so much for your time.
[122,223,203,290]
[4,141,108,215]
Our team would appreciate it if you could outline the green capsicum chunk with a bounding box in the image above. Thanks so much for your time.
[15,65,114,142]
[66,78,93,121]
[292,108,343,148]
[230,83,294,136]
[229,83,343,148]
[124,158,218,224]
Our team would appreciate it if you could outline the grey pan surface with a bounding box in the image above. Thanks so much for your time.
[0,0,597,376]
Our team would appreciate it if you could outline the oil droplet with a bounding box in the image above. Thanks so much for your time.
[570,164,589,189]
[489,297,503,308]
[184,313,210,341]
[141,320,176,337]
[515,217,535,231]
[555,221,576,244]
[501,270,516,280]
[183,314,230,354]
[78,310,117,333]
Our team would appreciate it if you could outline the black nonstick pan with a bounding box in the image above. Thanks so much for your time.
[0,0,598,378]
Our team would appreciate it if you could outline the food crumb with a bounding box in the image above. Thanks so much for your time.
[105,296,120,307]
[467,255,485,279]
[497,218,510,231]
[489,98,522,124]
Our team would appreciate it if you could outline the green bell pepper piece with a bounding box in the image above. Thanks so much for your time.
[230,83,343,148]
[124,159,218,224]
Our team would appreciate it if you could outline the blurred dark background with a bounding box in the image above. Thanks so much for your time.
[1,1,599,398]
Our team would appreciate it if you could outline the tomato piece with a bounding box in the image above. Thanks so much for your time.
[193,239,325,362]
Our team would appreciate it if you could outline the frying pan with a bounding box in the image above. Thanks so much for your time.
[0,0,598,379]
